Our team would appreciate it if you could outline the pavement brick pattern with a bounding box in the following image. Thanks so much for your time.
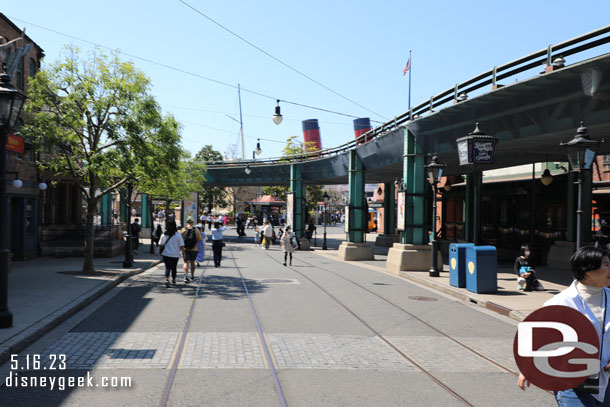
[180,332,266,369]
[389,336,509,372]
[266,333,416,371]
[36,332,514,372]
[40,332,180,369]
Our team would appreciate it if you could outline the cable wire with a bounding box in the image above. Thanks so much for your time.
[175,0,388,120]
[8,15,383,122]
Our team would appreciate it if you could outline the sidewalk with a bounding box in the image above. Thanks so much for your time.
[0,242,162,365]
[310,228,572,322]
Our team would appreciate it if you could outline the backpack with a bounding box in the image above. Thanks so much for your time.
[184,228,197,249]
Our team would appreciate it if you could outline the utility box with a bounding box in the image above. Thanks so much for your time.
[449,243,474,288]
[465,246,497,294]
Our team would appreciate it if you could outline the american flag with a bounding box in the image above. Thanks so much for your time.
[402,56,411,76]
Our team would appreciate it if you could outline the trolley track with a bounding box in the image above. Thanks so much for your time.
[160,242,288,407]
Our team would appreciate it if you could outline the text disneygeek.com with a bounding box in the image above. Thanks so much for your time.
[4,371,132,391]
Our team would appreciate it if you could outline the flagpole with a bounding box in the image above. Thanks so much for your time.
[408,49,412,118]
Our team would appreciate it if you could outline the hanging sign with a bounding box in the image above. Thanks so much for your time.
[6,134,24,154]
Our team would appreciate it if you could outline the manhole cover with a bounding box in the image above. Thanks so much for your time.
[256,278,300,285]
[408,296,437,302]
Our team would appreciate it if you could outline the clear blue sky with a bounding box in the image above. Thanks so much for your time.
[4,1,610,160]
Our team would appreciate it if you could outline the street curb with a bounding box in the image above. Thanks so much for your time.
[0,260,162,366]
[307,248,526,322]
[397,271,525,322]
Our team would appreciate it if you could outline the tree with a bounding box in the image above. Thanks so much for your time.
[23,46,182,273]
[198,145,229,212]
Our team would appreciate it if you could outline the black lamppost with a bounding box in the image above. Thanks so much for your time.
[0,73,26,328]
[425,154,446,277]
[456,123,498,245]
[322,191,330,250]
[560,122,599,250]
[123,182,134,268]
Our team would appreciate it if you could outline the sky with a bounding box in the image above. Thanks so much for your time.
[4,1,610,161]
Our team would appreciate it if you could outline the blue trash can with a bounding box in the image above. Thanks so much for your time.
[465,246,497,294]
[449,243,474,288]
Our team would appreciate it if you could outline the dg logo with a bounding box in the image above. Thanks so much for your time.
[513,305,600,391]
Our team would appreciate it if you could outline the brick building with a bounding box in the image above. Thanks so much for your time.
[1,13,45,259]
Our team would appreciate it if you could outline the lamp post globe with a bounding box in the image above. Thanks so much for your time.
[425,154,445,277]
[0,73,26,328]
[560,122,600,249]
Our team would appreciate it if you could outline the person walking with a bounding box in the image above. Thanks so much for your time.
[280,225,296,266]
[159,220,185,288]
[131,218,141,251]
[212,221,227,267]
[518,246,610,405]
[180,216,203,283]
[196,224,207,267]
[152,223,163,253]
[261,220,273,250]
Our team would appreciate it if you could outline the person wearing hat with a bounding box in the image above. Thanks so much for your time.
[212,220,227,267]
[180,216,203,283]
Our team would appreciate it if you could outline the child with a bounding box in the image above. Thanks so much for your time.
[514,244,544,291]
[196,224,207,267]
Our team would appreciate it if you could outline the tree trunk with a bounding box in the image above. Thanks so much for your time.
[82,197,98,273]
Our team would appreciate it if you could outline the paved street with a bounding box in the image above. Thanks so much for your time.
[0,227,556,406]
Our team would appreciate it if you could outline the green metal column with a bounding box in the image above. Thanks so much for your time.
[348,150,365,243]
[100,192,112,226]
[567,172,575,242]
[120,188,128,222]
[383,182,395,235]
[401,127,411,244]
[141,193,150,228]
[290,164,305,238]
[403,129,426,245]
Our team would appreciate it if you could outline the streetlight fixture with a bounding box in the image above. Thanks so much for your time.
[272,100,283,125]
[122,182,134,268]
[244,165,252,175]
[560,122,600,249]
[322,191,330,250]
[425,154,446,277]
[254,139,262,156]
[0,72,26,328]
[456,122,498,245]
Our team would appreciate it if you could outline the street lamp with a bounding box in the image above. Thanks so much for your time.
[456,122,498,245]
[122,182,134,268]
[425,154,446,277]
[560,122,599,249]
[0,73,26,328]
[322,191,330,250]
[272,100,283,125]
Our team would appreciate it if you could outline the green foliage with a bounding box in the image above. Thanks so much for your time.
[197,145,228,212]
[22,46,182,272]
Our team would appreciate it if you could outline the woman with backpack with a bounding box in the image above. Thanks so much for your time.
[159,220,185,288]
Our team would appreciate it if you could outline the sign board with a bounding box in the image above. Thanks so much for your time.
[473,140,495,164]
[7,134,24,154]
[397,191,406,231]
[286,193,294,228]
[182,193,198,226]
[456,135,498,165]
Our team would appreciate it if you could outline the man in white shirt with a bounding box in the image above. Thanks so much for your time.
[261,220,273,250]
